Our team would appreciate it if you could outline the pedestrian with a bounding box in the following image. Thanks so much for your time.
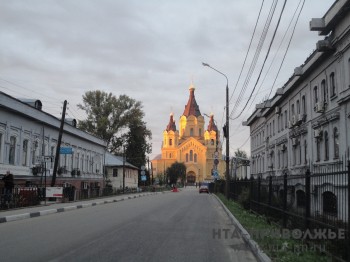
[2,170,14,203]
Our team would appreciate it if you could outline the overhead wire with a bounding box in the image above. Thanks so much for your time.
[230,0,279,117]
[231,0,288,120]
[246,0,304,113]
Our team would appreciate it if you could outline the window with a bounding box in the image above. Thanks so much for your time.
[296,100,300,114]
[186,153,188,162]
[321,79,328,102]
[199,128,202,137]
[284,110,287,128]
[304,140,307,164]
[291,104,295,116]
[324,131,329,160]
[113,168,118,177]
[316,139,321,162]
[273,120,275,135]
[190,150,193,161]
[334,128,339,159]
[32,141,38,165]
[194,154,197,162]
[330,72,336,97]
[9,136,16,165]
[280,113,283,130]
[314,86,318,103]
[190,128,194,136]
[22,140,28,166]
[302,95,306,116]
[211,139,214,145]
[323,191,337,216]
[169,139,172,146]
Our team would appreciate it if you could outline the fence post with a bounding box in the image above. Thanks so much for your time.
[305,169,311,231]
[257,175,261,214]
[283,172,287,228]
[347,160,350,260]
[250,177,253,211]
[268,175,272,206]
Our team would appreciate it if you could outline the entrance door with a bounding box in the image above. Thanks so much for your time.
[187,172,196,186]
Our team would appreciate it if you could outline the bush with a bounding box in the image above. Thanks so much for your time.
[237,187,250,210]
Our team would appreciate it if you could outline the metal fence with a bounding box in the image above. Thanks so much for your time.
[0,185,168,210]
[221,159,350,261]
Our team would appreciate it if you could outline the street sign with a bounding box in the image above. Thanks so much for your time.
[212,170,219,178]
[214,159,219,165]
[141,170,146,176]
[60,147,73,154]
[141,165,145,170]
[141,175,147,181]
[46,187,63,198]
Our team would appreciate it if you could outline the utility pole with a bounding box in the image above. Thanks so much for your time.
[147,157,151,185]
[123,145,125,194]
[51,100,67,187]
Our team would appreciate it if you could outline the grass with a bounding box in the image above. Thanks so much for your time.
[217,193,331,262]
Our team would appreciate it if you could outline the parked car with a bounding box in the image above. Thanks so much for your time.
[199,184,209,194]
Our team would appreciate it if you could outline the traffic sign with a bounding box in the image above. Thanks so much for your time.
[141,165,145,170]
[214,159,219,165]
[141,170,146,176]
[141,175,147,181]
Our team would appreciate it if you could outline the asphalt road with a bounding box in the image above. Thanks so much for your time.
[0,187,257,262]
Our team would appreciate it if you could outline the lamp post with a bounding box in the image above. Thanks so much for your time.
[202,62,230,199]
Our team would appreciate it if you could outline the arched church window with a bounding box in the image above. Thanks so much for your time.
[169,139,172,146]
[190,150,193,161]
[211,139,214,145]
[199,128,202,136]
[186,154,189,162]
[190,128,194,136]
[194,154,197,162]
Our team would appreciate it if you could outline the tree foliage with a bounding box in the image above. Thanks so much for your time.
[125,119,152,168]
[166,162,186,185]
[77,90,151,157]
[234,149,249,165]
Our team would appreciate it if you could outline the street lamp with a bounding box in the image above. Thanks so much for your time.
[202,62,230,199]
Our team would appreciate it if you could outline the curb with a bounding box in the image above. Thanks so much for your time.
[0,191,166,224]
[213,194,271,262]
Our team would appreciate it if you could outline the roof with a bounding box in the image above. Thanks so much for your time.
[166,113,177,131]
[104,152,139,169]
[182,83,201,117]
[207,114,218,132]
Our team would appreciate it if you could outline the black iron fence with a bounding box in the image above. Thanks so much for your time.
[0,185,168,210]
[218,159,350,261]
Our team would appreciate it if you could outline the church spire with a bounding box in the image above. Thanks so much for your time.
[182,82,201,117]
[166,113,177,131]
[207,113,218,132]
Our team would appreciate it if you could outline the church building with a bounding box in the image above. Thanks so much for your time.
[151,83,225,184]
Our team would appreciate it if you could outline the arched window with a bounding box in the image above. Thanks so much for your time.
[190,128,194,136]
[284,110,288,128]
[291,104,295,116]
[324,131,329,160]
[323,191,337,216]
[186,153,188,162]
[314,86,318,104]
[9,136,16,165]
[169,139,172,146]
[316,139,321,162]
[199,128,202,137]
[321,79,328,102]
[334,128,339,159]
[330,72,336,97]
[194,153,197,162]
[22,139,28,166]
[296,100,300,114]
[211,139,214,145]
[302,95,306,115]
[190,150,193,161]
[304,140,307,164]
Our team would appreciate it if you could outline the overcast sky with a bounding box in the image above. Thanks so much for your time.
[0,0,335,159]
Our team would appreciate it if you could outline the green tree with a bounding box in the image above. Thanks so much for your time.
[125,119,152,168]
[166,162,186,185]
[234,149,248,166]
[77,90,147,154]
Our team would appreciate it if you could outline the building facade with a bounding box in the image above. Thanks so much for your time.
[151,83,225,184]
[0,91,106,190]
[105,152,138,190]
[243,0,350,219]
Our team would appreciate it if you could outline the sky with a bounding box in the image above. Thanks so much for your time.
[0,0,336,159]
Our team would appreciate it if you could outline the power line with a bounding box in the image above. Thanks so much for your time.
[230,0,279,117]
[231,0,288,120]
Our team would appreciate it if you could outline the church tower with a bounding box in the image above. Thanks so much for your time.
[152,82,224,185]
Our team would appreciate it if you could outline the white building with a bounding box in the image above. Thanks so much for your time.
[243,0,350,220]
[244,0,350,177]
[104,152,139,190]
[0,91,106,190]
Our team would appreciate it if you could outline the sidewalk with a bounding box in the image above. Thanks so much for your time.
[0,191,167,224]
